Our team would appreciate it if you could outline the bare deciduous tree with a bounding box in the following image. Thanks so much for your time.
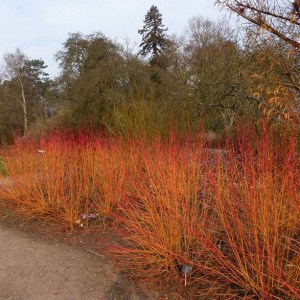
[216,0,300,49]
[3,49,29,133]
[182,17,251,130]
[217,1,300,123]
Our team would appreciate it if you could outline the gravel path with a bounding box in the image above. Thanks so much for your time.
[0,223,154,300]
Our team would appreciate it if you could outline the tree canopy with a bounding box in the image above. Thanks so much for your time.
[1,4,299,141]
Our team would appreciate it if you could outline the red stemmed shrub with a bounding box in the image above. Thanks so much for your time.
[0,129,127,228]
[0,125,299,298]
[114,127,300,299]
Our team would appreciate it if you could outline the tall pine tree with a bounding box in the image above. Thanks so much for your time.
[138,5,168,66]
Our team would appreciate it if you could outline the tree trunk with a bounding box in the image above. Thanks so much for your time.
[22,99,28,133]
[18,77,28,133]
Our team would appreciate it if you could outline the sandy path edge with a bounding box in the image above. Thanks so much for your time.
[0,222,155,300]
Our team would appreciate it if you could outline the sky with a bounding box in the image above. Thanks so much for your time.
[0,0,229,78]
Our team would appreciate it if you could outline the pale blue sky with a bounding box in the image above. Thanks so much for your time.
[0,0,228,77]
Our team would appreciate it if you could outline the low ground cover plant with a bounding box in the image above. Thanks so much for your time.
[0,126,299,299]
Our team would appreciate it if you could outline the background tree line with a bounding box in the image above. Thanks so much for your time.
[0,3,299,142]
